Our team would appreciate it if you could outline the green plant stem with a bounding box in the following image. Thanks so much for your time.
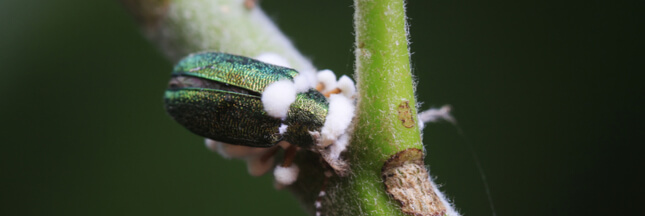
[353,0,419,168]
[320,0,420,215]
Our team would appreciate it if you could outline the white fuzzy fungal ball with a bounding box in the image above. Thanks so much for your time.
[316,69,337,92]
[274,164,300,185]
[337,75,356,98]
[320,94,355,147]
[293,73,316,92]
[278,124,289,135]
[328,133,350,160]
[261,80,297,119]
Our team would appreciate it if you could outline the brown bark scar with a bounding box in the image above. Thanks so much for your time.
[397,100,416,128]
[382,148,447,216]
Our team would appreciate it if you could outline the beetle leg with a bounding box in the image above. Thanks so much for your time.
[281,144,298,167]
[259,146,281,164]
[315,83,325,92]
[315,172,330,216]
[246,150,276,177]
[323,88,342,97]
[247,144,283,177]
[274,144,300,186]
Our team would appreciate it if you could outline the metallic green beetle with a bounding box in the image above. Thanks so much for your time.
[164,52,329,148]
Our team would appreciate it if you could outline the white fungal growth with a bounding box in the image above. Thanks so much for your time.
[310,72,358,174]
[274,164,299,185]
[293,72,317,93]
[256,52,316,93]
[316,69,337,92]
[278,124,289,135]
[418,105,455,130]
[261,80,297,119]
[255,52,291,68]
[337,75,356,98]
[328,133,350,160]
[320,94,355,148]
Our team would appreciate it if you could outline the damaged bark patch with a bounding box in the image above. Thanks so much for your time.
[397,100,416,128]
[382,148,446,216]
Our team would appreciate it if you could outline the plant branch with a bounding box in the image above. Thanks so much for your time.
[353,0,418,167]
[321,0,459,215]
[318,0,419,215]
[120,0,314,72]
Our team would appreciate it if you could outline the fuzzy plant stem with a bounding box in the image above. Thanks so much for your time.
[319,0,457,215]
[119,0,315,72]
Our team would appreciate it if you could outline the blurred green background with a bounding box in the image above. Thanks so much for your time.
[1,0,642,215]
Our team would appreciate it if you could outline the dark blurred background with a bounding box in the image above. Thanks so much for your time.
[1,0,642,215]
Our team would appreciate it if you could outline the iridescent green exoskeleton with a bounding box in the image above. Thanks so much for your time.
[164,52,328,148]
